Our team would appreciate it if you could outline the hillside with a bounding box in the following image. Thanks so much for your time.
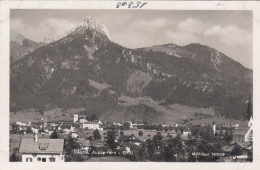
[10,34,44,63]
[10,17,252,123]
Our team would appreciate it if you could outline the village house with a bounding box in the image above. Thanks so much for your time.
[232,106,253,146]
[82,122,103,130]
[79,118,88,124]
[182,130,191,136]
[31,127,39,134]
[58,123,75,134]
[16,122,27,126]
[71,131,79,138]
[233,125,253,145]
[19,135,64,162]
[74,114,79,123]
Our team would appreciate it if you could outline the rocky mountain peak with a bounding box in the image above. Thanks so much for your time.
[43,34,57,44]
[70,16,110,39]
[15,34,25,45]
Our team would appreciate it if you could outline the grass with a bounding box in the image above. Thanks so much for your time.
[121,129,171,141]
[10,108,85,123]
[118,95,216,123]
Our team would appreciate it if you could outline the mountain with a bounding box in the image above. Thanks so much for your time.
[10,34,59,63]
[10,17,253,123]
[10,34,43,63]
[43,34,57,44]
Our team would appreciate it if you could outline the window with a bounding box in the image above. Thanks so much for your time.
[37,157,41,161]
[42,158,46,162]
[26,158,32,162]
[49,158,55,162]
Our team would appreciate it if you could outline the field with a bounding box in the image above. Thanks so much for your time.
[122,129,175,141]
[10,108,85,123]
[10,102,243,127]
[118,95,216,123]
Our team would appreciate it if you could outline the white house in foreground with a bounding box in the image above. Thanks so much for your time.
[19,135,64,162]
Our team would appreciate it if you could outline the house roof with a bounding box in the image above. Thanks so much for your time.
[19,138,64,154]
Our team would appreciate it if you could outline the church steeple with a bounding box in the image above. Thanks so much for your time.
[246,95,253,121]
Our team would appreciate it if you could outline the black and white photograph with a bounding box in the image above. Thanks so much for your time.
[1,1,260,168]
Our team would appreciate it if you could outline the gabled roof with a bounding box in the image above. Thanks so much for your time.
[19,138,64,154]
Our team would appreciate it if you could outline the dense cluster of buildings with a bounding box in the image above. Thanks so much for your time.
[10,107,253,162]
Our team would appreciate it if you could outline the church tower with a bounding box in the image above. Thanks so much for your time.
[246,95,253,127]
[74,114,79,123]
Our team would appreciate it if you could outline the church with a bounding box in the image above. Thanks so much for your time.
[232,96,253,146]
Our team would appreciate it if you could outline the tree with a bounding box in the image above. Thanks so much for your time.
[50,130,59,139]
[246,95,253,121]
[120,131,124,136]
[146,138,155,160]
[59,129,64,135]
[123,122,130,130]
[231,143,243,156]
[106,130,117,150]
[153,132,164,148]
[65,137,80,151]
[224,130,233,144]
[138,130,143,137]
[88,136,94,142]
[26,127,32,134]
[64,136,82,162]
[185,138,198,162]
[171,134,185,161]
[89,114,99,122]
[163,140,176,162]
[11,123,18,134]
[93,129,101,141]
[132,142,148,161]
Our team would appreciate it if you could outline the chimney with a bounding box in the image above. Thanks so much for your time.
[34,134,38,142]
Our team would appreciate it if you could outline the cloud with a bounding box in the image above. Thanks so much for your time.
[131,18,167,31]
[177,18,205,34]
[40,18,77,37]
[204,25,252,47]
[165,30,199,46]
[11,19,24,31]
[163,17,205,45]
[11,18,78,42]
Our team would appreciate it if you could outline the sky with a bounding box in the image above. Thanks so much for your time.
[10,10,253,69]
